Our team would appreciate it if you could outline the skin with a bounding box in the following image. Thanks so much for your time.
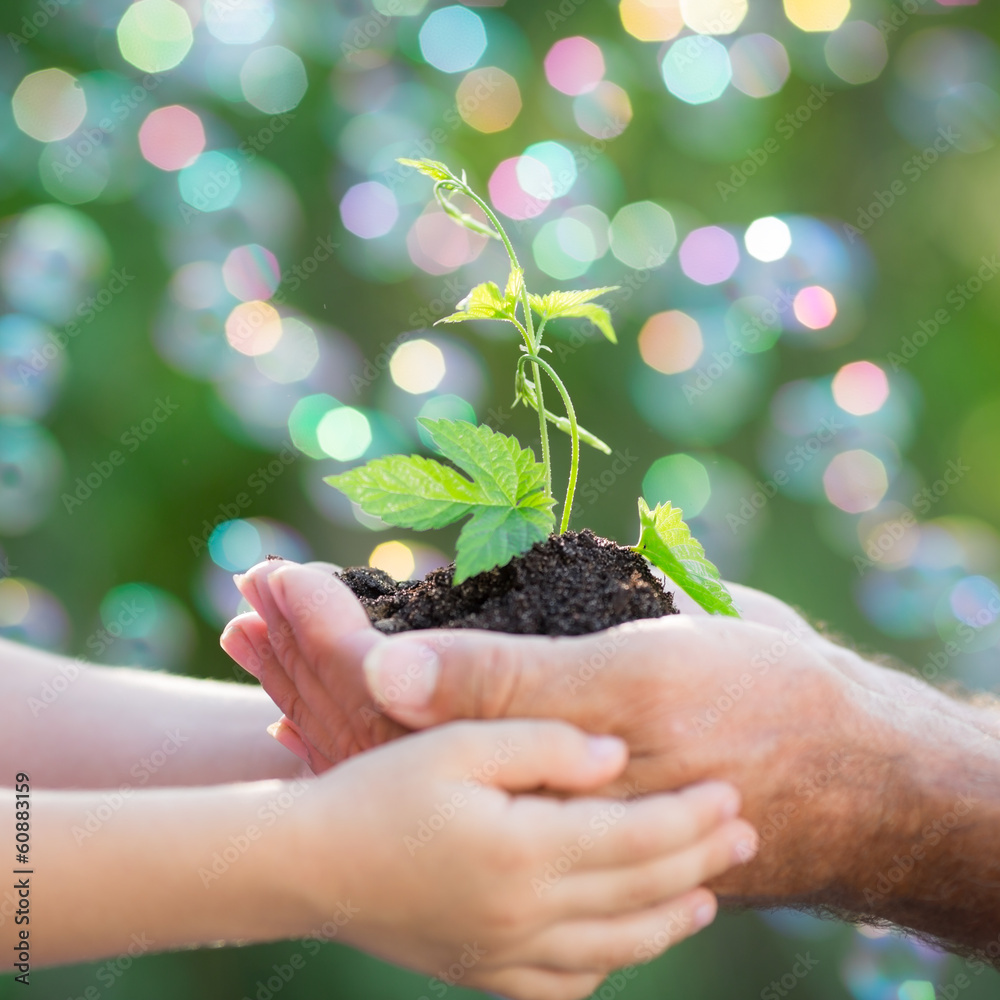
[2,635,756,997]
[224,558,1000,962]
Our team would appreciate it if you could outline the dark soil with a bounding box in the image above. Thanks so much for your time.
[338,529,678,636]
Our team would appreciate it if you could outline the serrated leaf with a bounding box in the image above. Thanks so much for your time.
[528,287,620,343]
[633,498,740,617]
[504,266,524,304]
[327,419,555,582]
[326,456,476,531]
[454,505,552,585]
[437,268,524,326]
[396,157,456,183]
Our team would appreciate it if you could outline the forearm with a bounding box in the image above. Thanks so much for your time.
[744,669,1000,957]
[2,639,303,788]
[838,687,1000,955]
[4,780,313,969]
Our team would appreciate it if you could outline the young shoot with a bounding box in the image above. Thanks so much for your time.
[328,157,739,615]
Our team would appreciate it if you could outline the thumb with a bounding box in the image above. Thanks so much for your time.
[433,720,628,794]
[361,625,638,729]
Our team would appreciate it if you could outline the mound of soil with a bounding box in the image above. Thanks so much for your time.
[338,529,677,636]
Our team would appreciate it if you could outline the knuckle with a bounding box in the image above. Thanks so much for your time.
[474,641,535,718]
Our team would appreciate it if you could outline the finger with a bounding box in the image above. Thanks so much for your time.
[234,557,296,622]
[360,621,654,729]
[267,716,315,767]
[266,564,377,664]
[420,720,628,794]
[546,819,757,919]
[255,564,409,763]
[522,782,742,872]
[521,888,718,974]
[473,967,602,1000]
[221,612,300,714]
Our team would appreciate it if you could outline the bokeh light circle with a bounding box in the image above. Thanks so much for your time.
[832,361,890,416]
[745,216,792,261]
[240,46,308,114]
[638,311,704,374]
[609,201,677,269]
[793,286,838,330]
[370,540,416,581]
[573,81,633,138]
[544,37,605,96]
[205,0,275,45]
[12,69,87,143]
[783,0,849,32]
[117,0,194,73]
[456,68,522,133]
[729,34,791,98]
[138,105,206,171]
[419,6,487,74]
[340,181,399,238]
[680,0,747,36]
[679,226,740,285]
[489,157,551,221]
[825,21,889,85]
[643,453,712,517]
[619,0,683,43]
[222,244,280,301]
[317,407,372,461]
[225,301,282,356]
[661,36,732,105]
[390,339,446,394]
[823,449,889,513]
[178,150,241,212]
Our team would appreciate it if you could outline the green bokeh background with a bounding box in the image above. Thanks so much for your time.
[3,0,1000,997]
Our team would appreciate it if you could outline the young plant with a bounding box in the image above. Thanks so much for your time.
[328,158,739,616]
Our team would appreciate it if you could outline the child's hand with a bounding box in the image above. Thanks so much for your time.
[222,558,397,773]
[297,719,755,999]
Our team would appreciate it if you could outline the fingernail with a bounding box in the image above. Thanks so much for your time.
[268,719,311,765]
[587,734,626,762]
[220,623,260,679]
[693,899,717,930]
[234,572,262,611]
[363,641,439,710]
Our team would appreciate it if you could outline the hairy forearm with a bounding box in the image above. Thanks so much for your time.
[840,687,1000,957]
[3,780,312,969]
[1,639,303,788]
[738,662,1000,958]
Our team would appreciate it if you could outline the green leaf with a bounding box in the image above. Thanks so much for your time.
[632,498,740,617]
[396,157,456,183]
[325,455,476,531]
[504,266,524,304]
[436,268,523,326]
[454,506,552,586]
[528,287,620,343]
[327,419,555,584]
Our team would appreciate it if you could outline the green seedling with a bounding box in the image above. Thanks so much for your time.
[329,158,738,615]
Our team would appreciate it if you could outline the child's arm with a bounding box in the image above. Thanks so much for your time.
[7,720,755,999]
[1,637,302,789]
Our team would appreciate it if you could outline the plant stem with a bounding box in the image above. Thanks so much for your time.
[520,354,579,534]
[457,184,553,500]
